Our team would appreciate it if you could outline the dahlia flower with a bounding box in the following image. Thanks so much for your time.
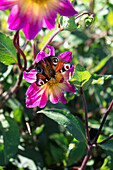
[23,45,76,108]
[0,0,78,40]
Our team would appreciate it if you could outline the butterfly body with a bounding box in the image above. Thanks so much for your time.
[35,56,72,86]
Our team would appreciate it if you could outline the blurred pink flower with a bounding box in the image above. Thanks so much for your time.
[23,45,76,108]
[0,0,78,40]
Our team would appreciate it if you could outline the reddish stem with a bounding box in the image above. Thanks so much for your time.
[93,100,113,144]
[13,31,27,70]
[26,27,64,72]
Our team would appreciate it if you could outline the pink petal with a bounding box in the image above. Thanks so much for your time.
[8,4,32,30]
[23,70,37,83]
[49,89,59,104]
[36,51,49,63]
[26,82,43,96]
[58,51,73,62]
[42,11,56,30]
[57,0,78,16]
[26,84,48,108]
[38,89,48,108]
[0,0,17,10]
[54,86,67,104]
[46,45,55,56]
[58,92,67,104]
[62,65,75,80]
[60,81,76,93]
[23,4,43,40]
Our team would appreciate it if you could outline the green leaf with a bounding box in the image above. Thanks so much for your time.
[0,32,17,65]
[66,139,87,166]
[100,156,111,170]
[37,109,86,142]
[71,64,92,92]
[59,16,77,32]
[107,10,113,26]
[0,62,12,82]
[0,166,4,170]
[90,56,111,73]
[13,145,44,169]
[0,115,20,166]
[98,139,113,152]
[35,124,45,135]
[14,107,23,123]
[49,143,64,164]
[92,74,113,85]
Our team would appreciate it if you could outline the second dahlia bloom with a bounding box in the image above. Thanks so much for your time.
[23,45,76,108]
[0,0,78,40]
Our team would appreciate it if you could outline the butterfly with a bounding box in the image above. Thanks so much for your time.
[35,56,72,86]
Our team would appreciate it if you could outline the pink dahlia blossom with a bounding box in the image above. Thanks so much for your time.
[23,45,76,108]
[0,0,78,40]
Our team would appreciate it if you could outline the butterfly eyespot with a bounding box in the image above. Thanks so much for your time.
[36,79,45,86]
[64,63,72,70]
[52,57,59,65]
[36,66,43,73]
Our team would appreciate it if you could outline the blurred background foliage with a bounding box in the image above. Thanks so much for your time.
[0,0,113,169]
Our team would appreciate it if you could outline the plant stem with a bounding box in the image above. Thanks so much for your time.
[79,146,94,170]
[0,71,23,109]
[41,26,64,51]
[31,40,36,60]
[93,100,113,144]
[74,12,90,21]
[81,90,90,145]
[26,27,64,72]
[97,134,113,145]
[13,31,27,70]
[13,31,22,69]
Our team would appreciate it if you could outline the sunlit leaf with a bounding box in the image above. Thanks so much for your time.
[14,107,23,123]
[90,56,111,73]
[71,64,92,92]
[92,74,113,85]
[37,109,86,142]
[107,11,113,26]
[0,32,17,65]
[60,16,77,31]
[100,156,111,170]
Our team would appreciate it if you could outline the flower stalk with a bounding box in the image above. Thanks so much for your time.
[79,99,113,170]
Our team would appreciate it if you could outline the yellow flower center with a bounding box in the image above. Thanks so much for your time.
[48,74,63,87]
[32,0,49,2]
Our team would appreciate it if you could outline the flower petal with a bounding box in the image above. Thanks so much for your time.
[26,84,48,108]
[8,4,32,30]
[59,81,76,93]
[23,69,37,83]
[23,3,43,40]
[54,86,67,104]
[62,65,75,80]
[42,11,56,30]
[58,51,73,62]
[0,0,17,10]
[38,88,48,108]
[46,45,55,56]
[49,88,59,104]
[36,51,49,63]
[57,0,78,16]
[26,82,43,96]
[23,18,42,40]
